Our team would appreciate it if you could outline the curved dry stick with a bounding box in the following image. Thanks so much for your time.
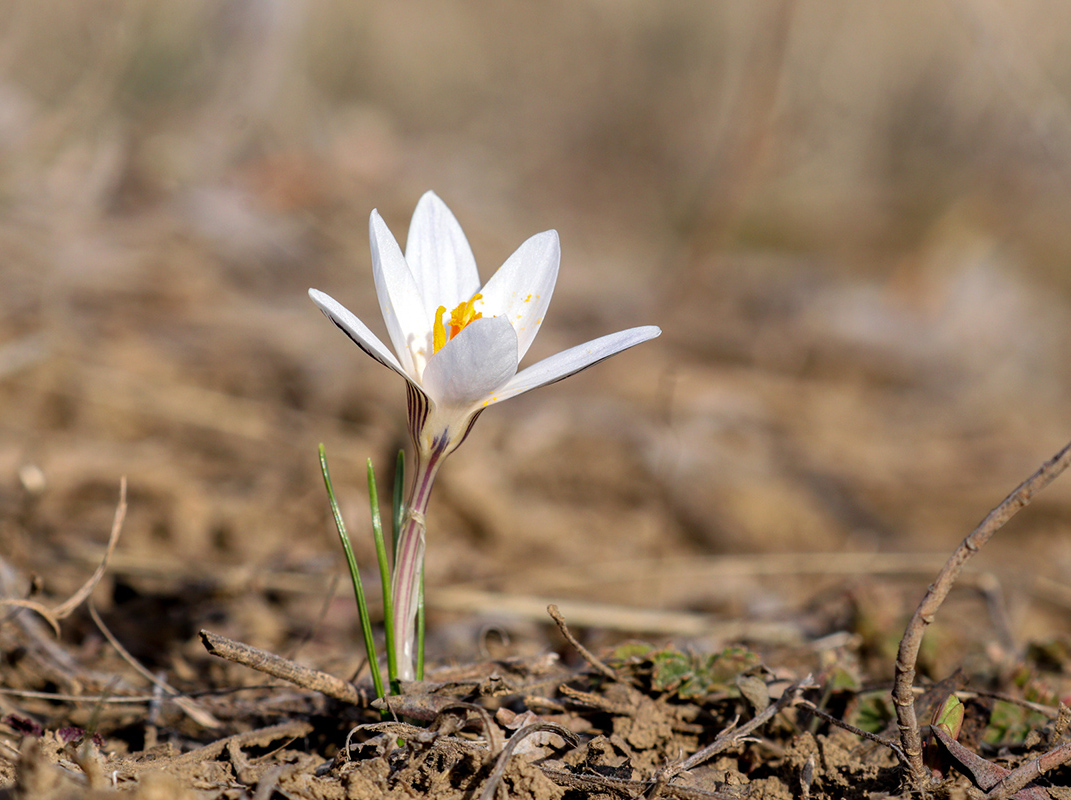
[431,702,504,758]
[547,603,621,684]
[0,598,61,635]
[986,740,1071,800]
[932,723,1049,800]
[644,679,814,800]
[796,700,905,762]
[0,477,126,636]
[90,602,220,729]
[52,477,126,620]
[893,439,1071,786]
[478,721,579,800]
[679,678,810,772]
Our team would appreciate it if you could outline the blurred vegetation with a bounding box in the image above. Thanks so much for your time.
[5,1,1071,653]
[4,1,1071,269]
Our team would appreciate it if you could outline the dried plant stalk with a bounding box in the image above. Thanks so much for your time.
[893,439,1071,785]
[200,629,366,706]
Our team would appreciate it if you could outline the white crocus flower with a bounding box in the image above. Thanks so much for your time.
[310,191,660,680]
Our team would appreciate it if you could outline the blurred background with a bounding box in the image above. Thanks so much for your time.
[3,0,1071,675]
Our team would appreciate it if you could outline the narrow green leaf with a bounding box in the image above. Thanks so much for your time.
[319,444,385,701]
[367,459,398,692]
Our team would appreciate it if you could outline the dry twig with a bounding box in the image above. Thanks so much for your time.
[892,439,1071,786]
[169,721,314,768]
[0,599,61,636]
[679,678,809,772]
[985,740,1071,800]
[646,678,813,800]
[796,700,904,760]
[0,477,126,634]
[931,724,1050,800]
[547,603,621,684]
[88,601,219,729]
[52,479,126,619]
[0,480,139,696]
[432,702,505,757]
[539,766,736,800]
[0,684,289,704]
[200,629,366,706]
[478,721,579,800]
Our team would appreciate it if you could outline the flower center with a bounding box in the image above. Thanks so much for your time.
[433,293,483,353]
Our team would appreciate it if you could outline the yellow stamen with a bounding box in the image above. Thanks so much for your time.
[433,293,483,353]
[449,293,483,338]
[433,305,448,353]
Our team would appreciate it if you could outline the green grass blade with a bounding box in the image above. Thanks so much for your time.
[366,459,398,692]
[319,444,384,701]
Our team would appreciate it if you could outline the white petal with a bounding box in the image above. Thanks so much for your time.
[421,316,519,408]
[370,210,432,376]
[487,325,661,405]
[405,192,481,313]
[477,230,559,361]
[308,289,407,377]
